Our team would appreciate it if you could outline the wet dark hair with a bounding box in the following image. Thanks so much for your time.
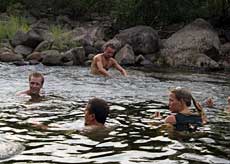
[87,98,109,124]
[29,72,44,86]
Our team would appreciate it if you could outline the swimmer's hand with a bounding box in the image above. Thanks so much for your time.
[205,97,214,108]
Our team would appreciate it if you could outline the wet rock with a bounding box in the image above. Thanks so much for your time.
[26,52,43,62]
[0,139,24,160]
[88,53,96,60]
[11,31,28,47]
[94,40,106,51]
[67,24,107,47]
[115,44,135,65]
[63,47,85,65]
[160,18,221,69]
[13,60,29,66]
[41,50,62,66]
[135,54,145,64]
[114,25,160,54]
[29,60,40,65]
[34,40,53,52]
[219,43,230,68]
[84,45,99,55]
[198,137,216,144]
[0,51,23,62]
[14,45,33,56]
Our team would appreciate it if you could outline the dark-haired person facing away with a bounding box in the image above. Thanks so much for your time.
[84,97,109,129]
[90,43,127,77]
[16,72,45,101]
[165,87,207,132]
[31,98,110,131]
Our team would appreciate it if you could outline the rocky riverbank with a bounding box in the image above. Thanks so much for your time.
[0,13,229,72]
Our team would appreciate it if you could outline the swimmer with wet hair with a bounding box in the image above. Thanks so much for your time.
[84,97,109,127]
[165,87,207,131]
[16,72,44,101]
[31,97,110,130]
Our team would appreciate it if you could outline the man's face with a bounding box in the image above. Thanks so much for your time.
[103,47,115,59]
[29,76,43,95]
[168,93,182,113]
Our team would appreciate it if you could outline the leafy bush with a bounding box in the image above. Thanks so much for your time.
[50,25,80,51]
[0,16,29,40]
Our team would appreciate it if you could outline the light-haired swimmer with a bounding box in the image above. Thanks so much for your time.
[16,72,44,101]
[165,88,207,131]
[90,43,127,77]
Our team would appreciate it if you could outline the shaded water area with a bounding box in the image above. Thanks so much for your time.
[0,62,230,164]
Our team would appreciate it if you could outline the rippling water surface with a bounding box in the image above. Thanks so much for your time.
[0,63,229,164]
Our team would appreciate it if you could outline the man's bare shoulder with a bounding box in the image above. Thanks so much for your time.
[16,90,29,96]
[93,53,103,60]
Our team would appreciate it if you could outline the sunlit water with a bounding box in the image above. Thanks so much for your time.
[0,62,229,164]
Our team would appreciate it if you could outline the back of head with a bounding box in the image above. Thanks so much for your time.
[171,88,192,107]
[88,98,109,124]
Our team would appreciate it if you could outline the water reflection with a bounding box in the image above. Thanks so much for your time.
[0,63,229,163]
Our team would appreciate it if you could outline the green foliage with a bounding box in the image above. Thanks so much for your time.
[0,0,229,28]
[0,16,29,40]
[6,2,25,16]
[50,27,80,51]
[50,25,65,41]
[0,0,22,12]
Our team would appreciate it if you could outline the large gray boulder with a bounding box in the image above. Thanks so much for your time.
[41,50,62,66]
[219,43,230,68]
[14,45,33,56]
[66,25,107,46]
[0,51,23,62]
[11,21,52,49]
[159,18,221,69]
[114,25,160,54]
[115,44,135,65]
[63,47,86,65]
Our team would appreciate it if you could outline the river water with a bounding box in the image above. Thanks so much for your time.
[0,63,229,164]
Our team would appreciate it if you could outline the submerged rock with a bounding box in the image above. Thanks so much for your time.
[0,139,24,160]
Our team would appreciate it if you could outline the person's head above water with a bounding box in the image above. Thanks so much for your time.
[28,72,44,96]
[84,98,109,127]
[102,43,116,59]
[169,87,193,113]
[166,87,207,126]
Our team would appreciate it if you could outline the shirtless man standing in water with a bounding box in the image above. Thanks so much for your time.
[91,44,127,77]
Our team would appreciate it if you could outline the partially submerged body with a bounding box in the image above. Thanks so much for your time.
[16,72,45,102]
[90,44,127,77]
[204,96,230,112]
[152,88,207,132]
